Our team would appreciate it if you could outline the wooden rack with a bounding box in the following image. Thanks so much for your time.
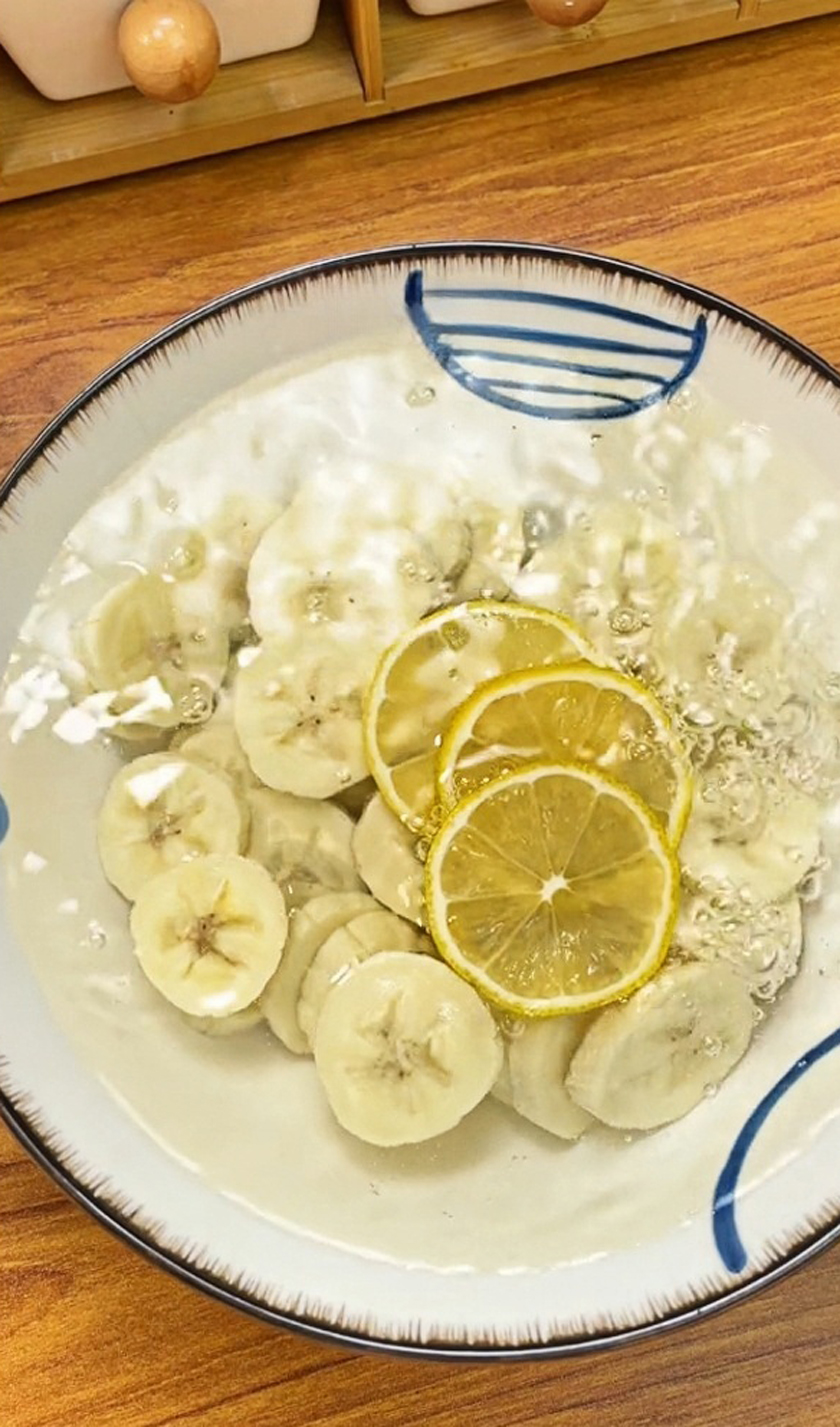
[1,0,838,203]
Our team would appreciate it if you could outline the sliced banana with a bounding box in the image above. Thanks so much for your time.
[680,791,822,903]
[351,793,425,925]
[130,853,288,1016]
[565,962,755,1131]
[98,752,246,901]
[445,501,526,602]
[180,1003,265,1037]
[503,1017,594,1141]
[313,951,503,1147]
[674,888,803,1000]
[233,635,369,798]
[654,562,793,716]
[246,786,362,910]
[260,890,379,1054]
[174,711,259,802]
[297,909,430,1048]
[167,494,281,639]
[77,570,228,735]
[513,502,686,654]
[247,489,444,647]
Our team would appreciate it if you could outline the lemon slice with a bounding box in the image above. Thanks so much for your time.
[425,762,679,1017]
[363,600,595,829]
[437,663,691,842]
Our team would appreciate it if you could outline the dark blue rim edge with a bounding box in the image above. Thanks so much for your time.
[2,238,840,1361]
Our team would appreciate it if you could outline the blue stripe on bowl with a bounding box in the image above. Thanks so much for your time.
[713,1026,840,1273]
[405,270,707,421]
[446,347,675,385]
[0,793,8,846]
[418,283,701,339]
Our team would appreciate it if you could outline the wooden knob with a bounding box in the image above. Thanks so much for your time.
[118,0,220,103]
[525,0,609,26]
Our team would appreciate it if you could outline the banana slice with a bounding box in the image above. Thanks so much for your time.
[180,1002,265,1036]
[565,962,755,1130]
[174,705,260,801]
[167,494,280,638]
[247,489,444,647]
[351,793,425,925]
[514,502,686,654]
[77,571,228,735]
[654,562,793,719]
[297,909,430,1048]
[246,786,362,910]
[313,951,503,1146]
[98,752,246,901]
[445,501,526,602]
[680,791,821,903]
[260,890,379,1054]
[503,1017,594,1140]
[130,853,288,1016]
[233,635,369,798]
[674,888,803,1000]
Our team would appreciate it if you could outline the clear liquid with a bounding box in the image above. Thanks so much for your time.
[1,335,839,1227]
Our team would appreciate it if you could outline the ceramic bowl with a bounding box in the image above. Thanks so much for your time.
[2,242,840,1359]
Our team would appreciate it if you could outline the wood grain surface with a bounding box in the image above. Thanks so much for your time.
[2,16,840,1424]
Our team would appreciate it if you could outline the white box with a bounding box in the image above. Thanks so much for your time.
[405,1,505,13]
[0,0,322,102]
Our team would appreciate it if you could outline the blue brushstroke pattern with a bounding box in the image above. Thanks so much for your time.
[421,284,698,337]
[713,1026,840,1273]
[445,347,674,386]
[404,271,707,422]
[0,793,8,845]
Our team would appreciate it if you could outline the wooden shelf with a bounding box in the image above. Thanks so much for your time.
[1,0,839,203]
[382,0,734,98]
[379,0,840,103]
[0,1,370,202]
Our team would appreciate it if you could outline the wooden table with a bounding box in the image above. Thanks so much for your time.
[3,16,840,1424]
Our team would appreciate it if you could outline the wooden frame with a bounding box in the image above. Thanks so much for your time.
[1,0,838,203]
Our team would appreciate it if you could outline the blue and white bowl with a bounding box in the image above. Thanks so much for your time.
[1,242,840,1358]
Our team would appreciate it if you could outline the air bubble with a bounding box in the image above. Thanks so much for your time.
[628,739,654,762]
[669,387,695,413]
[303,582,333,621]
[754,978,778,1001]
[608,605,646,637]
[155,485,179,515]
[523,504,562,549]
[405,384,436,408]
[178,682,214,724]
[87,921,107,950]
[160,529,206,581]
[683,703,717,728]
[441,622,469,651]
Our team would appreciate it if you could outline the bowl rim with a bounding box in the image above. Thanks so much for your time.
[2,238,840,1361]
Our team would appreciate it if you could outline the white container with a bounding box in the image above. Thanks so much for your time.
[406,0,504,12]
[0,0,321,102]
